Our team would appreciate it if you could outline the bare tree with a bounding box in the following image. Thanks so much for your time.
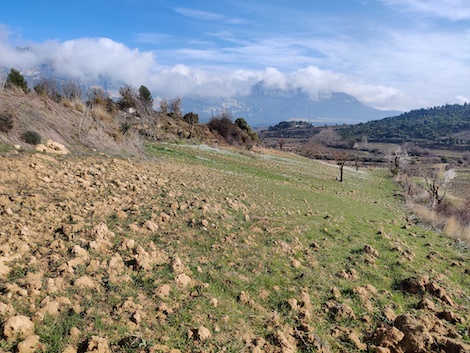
[86,86,109,106]
[62,80,82,101]
[334,152,349,182]
[158,98,169,115]
[34,77,60,101]
[386,145,410,176]
[169,97,182,119]
[118,84,139,110]
[425,168,455,207]
[182,112,199,138]
[313,127,340,147]
[0,71,6,90]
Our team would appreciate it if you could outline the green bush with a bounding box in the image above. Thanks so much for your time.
[6,68,29,92]
[0,111,14,133]
[182,112,199,125]
[21,130,42,145]
[138,85,153,107]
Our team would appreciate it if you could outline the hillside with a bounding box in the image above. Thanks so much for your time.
[0,142,469,352]
[339,104,470,148]
[0,89,223,157]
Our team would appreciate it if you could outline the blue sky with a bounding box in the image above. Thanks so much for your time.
[1,0,470,111]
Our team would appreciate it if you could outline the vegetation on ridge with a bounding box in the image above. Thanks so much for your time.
[339,104,470,148]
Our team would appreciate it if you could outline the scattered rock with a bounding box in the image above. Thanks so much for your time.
[175,273,192,287]
[382,307,397,322]
[0,302,15,320]
[401,275,456,307]
[417,298,435,311]
[83,336,111,353]
[17,335,40,353]
[3,315,35,341]
[35,140,70,154]
[74,275,96,289]
[331,286,341,299]
[327,302,356,320]
[155,284,171,298]
[394,314,435,353]
[401,274,430,294]
[374,324,405,348]
[196,326,211,341]
[144,220,159,232]
[437,310,464,324]
[363,245,380,257]
[62,345,78,353]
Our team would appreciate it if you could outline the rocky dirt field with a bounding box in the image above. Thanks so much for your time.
[0,144,469,353]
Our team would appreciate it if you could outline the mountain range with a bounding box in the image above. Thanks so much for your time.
[182,85,401,127]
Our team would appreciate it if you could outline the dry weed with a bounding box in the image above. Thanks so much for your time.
[91,105,113,122]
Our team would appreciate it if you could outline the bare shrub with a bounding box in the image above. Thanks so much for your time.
[86,86,109,106]
[75,101,85,113]
[118,85,138,110]
[169,97,182,119]
[443,217,463,238]
[34,77,61,101]
[62,80,82,101]
[207,112,249,145]
[0,110,14,133]
[91,105,113,122]
[0,71,6,90]
[312,127,340,147]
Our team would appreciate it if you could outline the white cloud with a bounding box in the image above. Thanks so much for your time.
[0,34,157,86]
[381,0,470,20]
[174,8,225,21]
[451,95,470,105]
[173,7,244,24]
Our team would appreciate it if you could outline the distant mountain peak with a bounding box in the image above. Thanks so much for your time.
[183,84,401,127]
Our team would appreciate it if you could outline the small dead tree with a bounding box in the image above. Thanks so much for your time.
[34,77,61,101]
[0,71,7,90]
[278,138,285,151]
[386,146,410,176]
[62,80,82,101]
[182,112,199,138]
[169,97,182,120]
[334,152,349,182]
[425,168,455,207]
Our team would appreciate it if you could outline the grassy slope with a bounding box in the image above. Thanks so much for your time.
[0,144,468,352]
[141,144,470,350]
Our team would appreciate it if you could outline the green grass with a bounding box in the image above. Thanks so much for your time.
[0,142,14,154]
[3,142,469,352]
[141,142,469,349]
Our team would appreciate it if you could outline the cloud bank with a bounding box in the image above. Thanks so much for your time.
[0,29,407,111]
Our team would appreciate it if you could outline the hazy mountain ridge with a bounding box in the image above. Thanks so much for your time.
[182,87,401,127]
